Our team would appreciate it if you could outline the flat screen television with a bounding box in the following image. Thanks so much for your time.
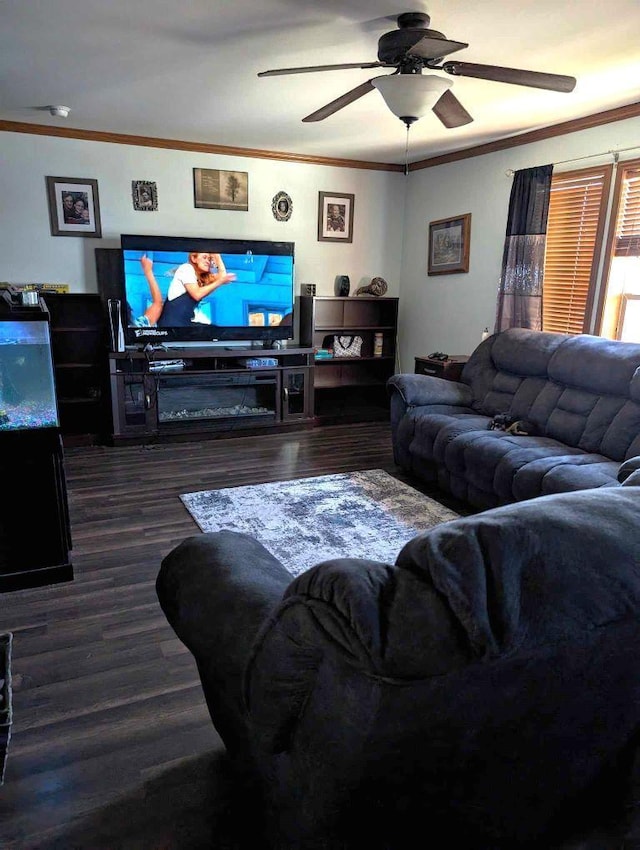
[119,234,295,347]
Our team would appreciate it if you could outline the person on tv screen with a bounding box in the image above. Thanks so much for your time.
[128,255,165,327]
[137,252,236,327]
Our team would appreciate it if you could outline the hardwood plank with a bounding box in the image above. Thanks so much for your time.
[0,422,454,849]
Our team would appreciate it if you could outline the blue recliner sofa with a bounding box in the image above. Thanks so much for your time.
[388,328,640,510]
[157,464,640,849]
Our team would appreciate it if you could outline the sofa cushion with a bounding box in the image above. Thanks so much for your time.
[439,430,586,502]
[512,454,619,500]
[467,328,566,416]
[406,408,620,503]
[601,400,640,461]
[464,330,640,461]
[407,411,490,465]
[548,334,640,397]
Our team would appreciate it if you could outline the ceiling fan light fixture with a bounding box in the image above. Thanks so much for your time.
[372,74,452,124]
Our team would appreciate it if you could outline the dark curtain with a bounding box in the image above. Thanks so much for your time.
[495,164,553,332]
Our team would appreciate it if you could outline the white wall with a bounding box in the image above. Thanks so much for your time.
[398,115,640,374]
[4,118,640,371]
[0,131,405,302]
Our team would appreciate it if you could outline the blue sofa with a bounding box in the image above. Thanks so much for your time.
[157,471,640,849]
[388,328,640,509]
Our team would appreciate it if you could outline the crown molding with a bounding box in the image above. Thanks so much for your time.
[408,101,640,171]
[2,99,640,174]
[0,120,403,173]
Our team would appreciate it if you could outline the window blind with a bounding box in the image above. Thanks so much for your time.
[614,167,640,257]
[543,166,611,334]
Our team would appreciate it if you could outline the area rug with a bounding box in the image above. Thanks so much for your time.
[180,469,459,577]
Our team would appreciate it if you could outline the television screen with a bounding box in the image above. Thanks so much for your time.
[119,234,295,347]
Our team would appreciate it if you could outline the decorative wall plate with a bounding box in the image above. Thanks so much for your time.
[272,191,292,222]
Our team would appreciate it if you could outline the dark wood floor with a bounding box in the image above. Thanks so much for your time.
[0,422,459,850]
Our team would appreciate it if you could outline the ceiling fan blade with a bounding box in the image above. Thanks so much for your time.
[432,89,473,128]
[442,61,576,93]
[302,80,375,122]
[407,34,468,60]
[258,61,386,77]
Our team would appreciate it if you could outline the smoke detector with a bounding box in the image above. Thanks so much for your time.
[48,105,71,118]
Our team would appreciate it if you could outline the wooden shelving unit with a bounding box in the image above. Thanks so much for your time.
[43,294,109,444]
[299,295,399,423]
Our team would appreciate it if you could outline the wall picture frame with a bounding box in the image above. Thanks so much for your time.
[46,176,102,238]
[193,168,248,211]
[132,180,158,211]
[272,190,292,222]
[318,192,354,243]
[428,213,471,275]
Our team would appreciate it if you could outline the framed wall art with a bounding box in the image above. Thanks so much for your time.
[272,191,292,222]
[193,168,248,211]
[132,180,158,211]
[428,213,471,275]
[318,192,354,243]
[45,176,102,238]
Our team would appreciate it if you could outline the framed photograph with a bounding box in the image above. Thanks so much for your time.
[193,168,248,211]
[132,180,158,212]
[272,190,292,222]
[428,213,471,275]
[318,192,354,243]
[45,176,102,238]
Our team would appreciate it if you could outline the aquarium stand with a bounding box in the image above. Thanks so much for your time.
[0,294,74,591]
[0,430,73,593]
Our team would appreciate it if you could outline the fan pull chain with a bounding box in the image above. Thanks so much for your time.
[404,124,410,176]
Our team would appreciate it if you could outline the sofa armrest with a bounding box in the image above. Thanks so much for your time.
[246,557,471,753]
[156,530,292,754]
[388,373,473,408]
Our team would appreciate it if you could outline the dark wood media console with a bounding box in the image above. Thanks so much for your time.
[109,346,315,443]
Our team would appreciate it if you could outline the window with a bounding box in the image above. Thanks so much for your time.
[617,294,640,341]
[596,160,640,340]
[542,165,612,334]
[613,166,640,258]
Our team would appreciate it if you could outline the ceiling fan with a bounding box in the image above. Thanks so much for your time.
[257,11,577,128]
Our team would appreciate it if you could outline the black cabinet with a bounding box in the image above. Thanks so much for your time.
[43,293,108,444]
[0,429,73,592]
[0,295,72,591]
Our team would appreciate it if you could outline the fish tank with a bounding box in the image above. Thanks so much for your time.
[0,316,59,431]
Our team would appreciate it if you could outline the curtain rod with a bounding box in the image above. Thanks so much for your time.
[505,144,640,177]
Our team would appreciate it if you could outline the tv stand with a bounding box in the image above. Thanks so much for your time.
[108,345,314,443]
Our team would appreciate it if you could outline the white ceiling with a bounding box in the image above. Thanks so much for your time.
[1,0,639,165]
